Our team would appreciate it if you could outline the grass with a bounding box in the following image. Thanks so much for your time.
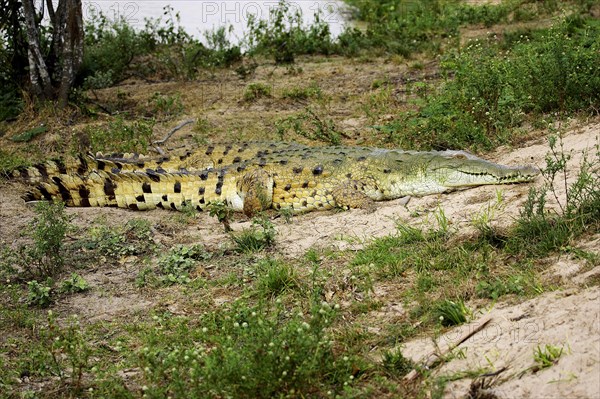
[84,117,154,154]
[534,344,564,369]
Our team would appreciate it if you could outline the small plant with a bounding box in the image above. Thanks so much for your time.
[157,244,210,285]
[60,273,89,294]
[434,299,470,327]
[277,206,294,224]
[254,258,299,298]
[232,217,277,253]
[382,349,414,377]
[84,218,154,259]
[43,312,92,395]
[10,202,72,279]
[173,201,198,224]
[146,92,184,120]
[476,275,527,300]
[509,134,599,256]
[27,280,53,307]
[136,300,348,397]
[275,106,340,144]
[243,82,272,102]
[84,117,154,154]
[281,82,322,101]
[207,201,233,232]
[534,344,563,369]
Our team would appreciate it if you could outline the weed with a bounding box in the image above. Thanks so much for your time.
[136,300,349,397]
[157,244,211,285]
[362,85,397,124]
[476,274,528,299]
[0,149,29,177]
[509,134,599,256]
[276,106,341,144]
[146,92,184,120]
[60,273,89,294]
[277,206,294,224]
[27,280,53,307]
[5,202,72,280]
[382,349,414,377]
[173,201,198,224]
[254,258,300,298]
[84,218,154,259]
[243,82,272,102]
[534,344,563,369]
[207,201,233,232]
[232,217,277,253]
[44,312,92,395]
[84,117,154,154]
[281,82,322,101]
[434,299,470,327]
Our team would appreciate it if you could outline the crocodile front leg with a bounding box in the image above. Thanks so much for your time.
[237,168,274,216]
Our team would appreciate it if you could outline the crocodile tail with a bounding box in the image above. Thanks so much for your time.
[12,157,91,184]
[23,169,222,212]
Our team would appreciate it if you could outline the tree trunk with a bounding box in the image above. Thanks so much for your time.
[21,0,53,98]
[56,0,84,107]
[20,0,84,107]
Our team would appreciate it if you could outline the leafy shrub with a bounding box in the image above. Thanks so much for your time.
[27,280,53,307]
[81,14,152,88]
[84,218,154,258]
[382,17,600,150]
[3,202,72,280]
[157,244,211,285]
[247,0,336,64]
[137,300,351,397]
[84,117,154,154]
[0,90,23,122]
[243,82,272,102]
[60,273,89,294]
[508,135,600,256]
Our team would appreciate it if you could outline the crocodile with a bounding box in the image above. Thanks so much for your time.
[20,143,540,215]
[13,141,310,184]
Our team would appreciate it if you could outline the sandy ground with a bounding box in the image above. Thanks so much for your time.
[1,120,598,398]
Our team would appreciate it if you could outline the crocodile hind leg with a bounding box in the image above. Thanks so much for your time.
[237,169,274,216]
[331,180,376,212]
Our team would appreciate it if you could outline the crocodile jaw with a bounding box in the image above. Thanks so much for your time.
[441,164,540,188]
[384,163,540,197]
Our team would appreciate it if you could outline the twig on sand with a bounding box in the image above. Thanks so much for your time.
[152,119,195,155]
[404,314,493,382]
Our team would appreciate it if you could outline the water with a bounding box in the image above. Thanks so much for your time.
[81,0,348,44]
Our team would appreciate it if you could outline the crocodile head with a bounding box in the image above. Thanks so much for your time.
[371,149,540,197]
